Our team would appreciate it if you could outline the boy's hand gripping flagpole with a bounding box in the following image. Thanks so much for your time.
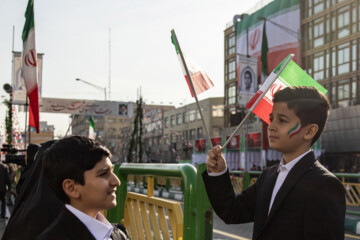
[222,54,294,149]
[171,29,214,149]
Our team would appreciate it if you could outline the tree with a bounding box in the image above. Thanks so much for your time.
[127,97,144,162]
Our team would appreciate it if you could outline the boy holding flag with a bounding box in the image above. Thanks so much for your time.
[203,86,345,239]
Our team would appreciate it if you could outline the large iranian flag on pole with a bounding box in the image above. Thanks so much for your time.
[236,0,300,77]
[171,33,214,97]
[22,0,40,133]
[246,54,327,124]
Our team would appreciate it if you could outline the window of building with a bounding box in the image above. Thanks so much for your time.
[337,5,350,39]
[352,40,357,72]
[225,59,236,81]
[314,17,324,48]
[352,3,357,34]
[325,49,330,78]
[352,81,357,101]
[338,79,350,107]
[171,115,176,126]
[196,109,202,120]
[227,84,236,105]
[188,110,195,122]
[164,117,169,127]
[108,118,115,123]
[183,111,187,123]
[314,0,324,15]
[226,32,236,56]
[313,51,324,81]
[307,0,312,17]
[337,42,350,75]
[197,127,203,139]
[212,105,224,117]
[189,129,195,140]
[331,84,336,107]
[176,113,182,125]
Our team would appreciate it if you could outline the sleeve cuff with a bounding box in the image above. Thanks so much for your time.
[208,167,228,177]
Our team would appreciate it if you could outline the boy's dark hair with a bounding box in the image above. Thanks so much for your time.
[273,86,329,145]
[42,136,111,204]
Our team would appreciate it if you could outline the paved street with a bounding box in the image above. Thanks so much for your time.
[1,204,360,239]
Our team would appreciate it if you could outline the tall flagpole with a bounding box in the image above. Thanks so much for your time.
[171,29,213,149]
[222,54,294,149]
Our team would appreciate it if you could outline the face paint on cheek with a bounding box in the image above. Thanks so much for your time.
[287,123,302,138]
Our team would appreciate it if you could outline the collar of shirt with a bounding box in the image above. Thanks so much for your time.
[277,149,312,173]
[65,204,113,240]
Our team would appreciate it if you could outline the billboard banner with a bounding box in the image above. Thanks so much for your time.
[247,132,261,149]
[195,138,206,152]
[226,135,240,150]
[236,0,300,75]
[40,97,134,117]
[12,51,43,105]
[237,55,258,105]
[211,136,222,147]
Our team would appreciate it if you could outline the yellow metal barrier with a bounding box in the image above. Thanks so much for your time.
[123,176,183,240]
[231,174,360,207]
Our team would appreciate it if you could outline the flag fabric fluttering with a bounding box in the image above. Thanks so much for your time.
[22,0,40,133]
[261,20,269,82]
[89,116,95,139]
[171,33,214,97]
[246,55,327,124]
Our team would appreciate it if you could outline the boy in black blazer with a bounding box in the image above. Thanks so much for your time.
[37,136,129,240]
[203,87,345,240]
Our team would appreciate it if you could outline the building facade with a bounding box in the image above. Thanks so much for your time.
[144,98,224,163]
[224,0,360,171]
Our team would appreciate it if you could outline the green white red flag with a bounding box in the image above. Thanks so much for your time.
[89,116,95,139]
[171,33,214,97]
[22,0,40,133]
[246,54,327,124]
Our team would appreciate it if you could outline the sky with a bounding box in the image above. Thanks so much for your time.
[0,0,265,137]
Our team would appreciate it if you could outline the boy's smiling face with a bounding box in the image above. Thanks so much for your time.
[268,102,313,162]
[71,156,120,217]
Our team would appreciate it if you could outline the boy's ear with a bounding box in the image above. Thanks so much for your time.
[62,179,80,200]
[303,124,319,141]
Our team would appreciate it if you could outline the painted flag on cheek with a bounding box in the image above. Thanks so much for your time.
[246,55,327,124]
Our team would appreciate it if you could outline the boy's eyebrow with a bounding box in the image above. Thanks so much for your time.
[277,113,290,119]
[96,165,113,173]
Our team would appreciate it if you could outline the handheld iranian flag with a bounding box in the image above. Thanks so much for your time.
[89,116,95,139]
[246,54,327,124]
[171,30,214,97]
[22,0,40,133]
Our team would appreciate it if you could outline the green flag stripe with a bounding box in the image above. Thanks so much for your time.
[22,0,35,42]
[89,116,95,129]
[279,60,327,94]
[236,0,299,36]
[171,33,180,55]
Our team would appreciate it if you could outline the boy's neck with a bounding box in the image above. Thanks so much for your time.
[283,148,311,164]
[70,201,99,219]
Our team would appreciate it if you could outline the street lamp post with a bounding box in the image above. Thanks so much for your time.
[75,78,108,145]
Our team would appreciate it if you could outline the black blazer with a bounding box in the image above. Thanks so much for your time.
[203,152,346,240]
[36,207,129,240]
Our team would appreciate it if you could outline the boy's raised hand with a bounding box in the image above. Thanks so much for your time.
[206,145,227,173]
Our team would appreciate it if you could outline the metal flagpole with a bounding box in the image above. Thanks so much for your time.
[222,54,294,149]
[171,29,213,149]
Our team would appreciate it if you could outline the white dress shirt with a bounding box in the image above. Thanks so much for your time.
[65,204,113,240]
[268,150,311,214]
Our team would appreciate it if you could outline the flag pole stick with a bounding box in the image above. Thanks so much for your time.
[222,54,294,149]
[65,114,75,136]
[171,29,214,149]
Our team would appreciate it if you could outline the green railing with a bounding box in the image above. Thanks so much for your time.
[107,163,213,240]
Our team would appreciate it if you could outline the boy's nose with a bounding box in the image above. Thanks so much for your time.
[111,173,120,186]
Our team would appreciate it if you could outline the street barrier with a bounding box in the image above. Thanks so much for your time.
[107,163,213,240]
